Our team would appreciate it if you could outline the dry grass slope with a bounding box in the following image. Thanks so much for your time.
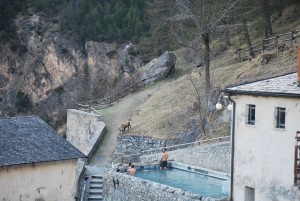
[128,38,299,141]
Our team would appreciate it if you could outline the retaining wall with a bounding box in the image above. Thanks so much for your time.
[66,109,105,160]
[103,170,227,201]
[140,142,231,174]
[115,135,166,160]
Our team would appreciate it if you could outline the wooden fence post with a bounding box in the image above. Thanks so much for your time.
[276,36,279,53]
[262,40,266,52]
[291,31,295,48]
[238,50,242,62]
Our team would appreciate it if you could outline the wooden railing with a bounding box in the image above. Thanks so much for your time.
[76,72,164,112]
[237,29,300,62]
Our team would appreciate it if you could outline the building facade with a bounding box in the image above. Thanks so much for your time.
[224,72,300,201]
[0,116,86,201]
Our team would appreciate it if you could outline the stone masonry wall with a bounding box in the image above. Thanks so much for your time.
[103,170,224,201]
[140,142,231,174]
[66,109,105,159]
[115,135,166,159]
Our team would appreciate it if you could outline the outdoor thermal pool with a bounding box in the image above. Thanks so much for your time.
[134,166,229,199]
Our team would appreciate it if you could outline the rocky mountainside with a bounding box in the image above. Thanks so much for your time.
[0,13,148,133]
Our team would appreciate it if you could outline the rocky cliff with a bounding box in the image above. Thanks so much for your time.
[0,13,146,133]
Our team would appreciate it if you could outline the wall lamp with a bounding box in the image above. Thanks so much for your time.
[216,93,233,111]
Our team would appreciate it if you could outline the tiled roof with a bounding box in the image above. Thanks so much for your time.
[223,73,300,98]
[0,116,86,167]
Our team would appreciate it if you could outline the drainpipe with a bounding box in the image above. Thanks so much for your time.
[228,94,236,201]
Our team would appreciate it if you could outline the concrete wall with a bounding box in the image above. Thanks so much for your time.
[140,142,231,174]
[0,160,78,201]
[67,109,105,158]
[232,95,300,201]
[103,170,225,201]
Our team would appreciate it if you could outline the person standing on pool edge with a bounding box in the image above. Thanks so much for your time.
[160,148,168,170]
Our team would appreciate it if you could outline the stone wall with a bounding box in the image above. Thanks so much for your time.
[103,170,225,201]
[140,142,231,174]
[66,109,105,159]
[115,135,166,161]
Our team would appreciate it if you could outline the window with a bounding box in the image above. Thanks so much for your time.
[246,104,255,125]
[244,186,255,201]
[275,107,285,129]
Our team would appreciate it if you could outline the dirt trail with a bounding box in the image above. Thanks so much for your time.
[88,82,163,168]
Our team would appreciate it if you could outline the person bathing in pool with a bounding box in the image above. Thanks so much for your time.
[160,148,168,170]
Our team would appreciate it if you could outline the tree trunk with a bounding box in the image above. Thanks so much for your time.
[242,18,254,58]
[202,32,211,100]
[260,0,273,36]
[278,0,284,17]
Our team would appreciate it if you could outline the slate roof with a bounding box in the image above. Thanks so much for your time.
[0,116,86,167]
[223,72,300,98]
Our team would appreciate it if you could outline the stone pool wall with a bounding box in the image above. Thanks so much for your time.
[140,142,231,174]
[103,170,227,201]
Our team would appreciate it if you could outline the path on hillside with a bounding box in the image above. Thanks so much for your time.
[88,82,163,168]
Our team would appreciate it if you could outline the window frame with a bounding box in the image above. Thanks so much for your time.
[275,107,286,129]
[246,104,256,125]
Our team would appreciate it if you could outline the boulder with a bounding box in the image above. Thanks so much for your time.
[139,51,176,84]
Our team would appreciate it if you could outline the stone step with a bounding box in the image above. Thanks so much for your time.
[88,194,103,200]
[90,178,103,183]
[90,184,103,188]
[89,188,103,194]
[92,175,103,179]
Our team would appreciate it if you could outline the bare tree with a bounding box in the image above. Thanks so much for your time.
[242,17,255,58]
[237,0,258,58]
[260,0,273,37]
[165,0,240,103]
[188,74,206,136]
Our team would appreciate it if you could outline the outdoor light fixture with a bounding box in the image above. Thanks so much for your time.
[216,93,224,110]
[227,103,233,111]
[216,92,232,111]
[216,102,223,110]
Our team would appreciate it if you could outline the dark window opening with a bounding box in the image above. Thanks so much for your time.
[246,104,255,125]
[276,107,285,129]
[245,186,255,201]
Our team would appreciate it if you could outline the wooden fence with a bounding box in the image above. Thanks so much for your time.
[237,29,300,62]
[76,73,163,112]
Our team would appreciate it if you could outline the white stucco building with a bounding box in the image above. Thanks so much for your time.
[0,116,86,201]
[224,71,300,201]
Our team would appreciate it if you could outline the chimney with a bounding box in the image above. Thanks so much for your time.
[298,48,300,86]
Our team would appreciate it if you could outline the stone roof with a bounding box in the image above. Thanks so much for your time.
[0,116,86,167]
[223,73,300,98]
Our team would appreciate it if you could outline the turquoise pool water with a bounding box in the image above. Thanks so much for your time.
[135,167,228,198]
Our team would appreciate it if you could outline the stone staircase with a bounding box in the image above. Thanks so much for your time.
[87,175,103,201]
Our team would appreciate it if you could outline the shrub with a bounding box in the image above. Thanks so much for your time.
[106,50,117,59]
[61,48,68,55]
[128,47,139,56]
[15,91,32,112]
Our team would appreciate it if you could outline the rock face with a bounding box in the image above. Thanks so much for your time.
[0,14,153,131]
[0,12,177,132]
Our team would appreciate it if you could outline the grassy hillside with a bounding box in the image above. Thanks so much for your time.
[126,12,300,141]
